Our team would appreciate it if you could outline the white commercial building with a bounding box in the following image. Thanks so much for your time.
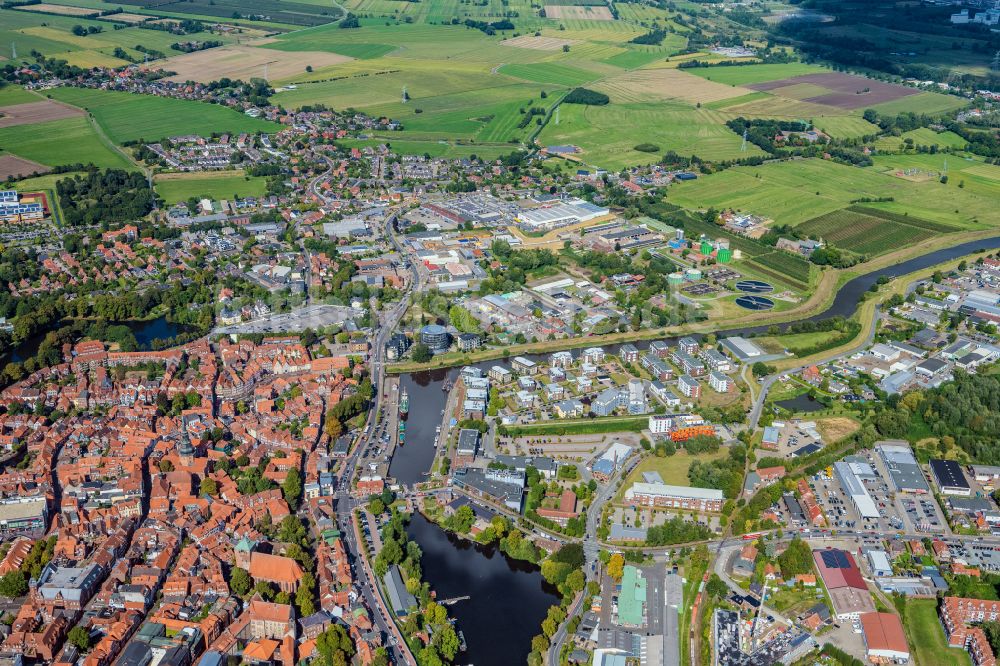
[834,461,879,519]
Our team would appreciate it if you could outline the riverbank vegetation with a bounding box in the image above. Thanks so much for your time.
[369,503,462,666]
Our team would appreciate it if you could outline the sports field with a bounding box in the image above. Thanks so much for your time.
[154,171,268,204]
[46,87,282,143]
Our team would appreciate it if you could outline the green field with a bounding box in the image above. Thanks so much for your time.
[0,116,132,169]
[46,87,283,144]
[813,116,879,139]
[903,599,971,666]
[797,206,957,256]
[0,84,40,107]
[0,7,243,69]
[499,63,600,87]
[264,40,396,60]
[668,158,997,229]
[875,127,968,152]
[688,62,827,86]
[538,101,762,169]
[154,171,268,204]
[869,91,968,116]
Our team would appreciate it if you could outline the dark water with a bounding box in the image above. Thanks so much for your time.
[7,316,192,363]
[406,513,560,666]
[774,393,826,413]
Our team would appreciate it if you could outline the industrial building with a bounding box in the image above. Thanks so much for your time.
[876,442,930,494]
[515,198,609,231]
[813,549,876,619]
[930,458,972,496]
[859,612,910,662]
[833,461,879,519]
[623,482,724,512]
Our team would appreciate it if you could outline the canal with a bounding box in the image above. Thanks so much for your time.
[390,237,1000,484]
[406,512,561,666]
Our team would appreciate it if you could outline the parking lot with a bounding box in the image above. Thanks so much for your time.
[213,303,362,334]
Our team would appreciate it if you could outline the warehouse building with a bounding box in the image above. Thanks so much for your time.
[877,442,930,494]
[859,612,910,662]
[834,461,879,519]
[814,549,876,619]
[931,458,972,496]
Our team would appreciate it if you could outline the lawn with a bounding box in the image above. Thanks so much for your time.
[154,171,268,204]
[903,599,971,666]
[619,449,728,491]
[46,87,283,144]
[0,116,132,169]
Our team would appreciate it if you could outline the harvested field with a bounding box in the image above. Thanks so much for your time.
[0,154,48,180]
[0,100,83,128]
[544,4,614,20]
[746,72,918,110]
[158,46,352,83]
[18,3,97,16]
[501,35,580,51]
[108,13,153,23]
[594,69,751,104]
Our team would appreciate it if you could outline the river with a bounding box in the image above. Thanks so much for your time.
[406,512,561,666]
[390,236,1000,484]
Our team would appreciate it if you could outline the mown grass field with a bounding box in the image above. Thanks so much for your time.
[46,87,282,143]
[0,84,41,107]
[154,171,268,204]
[687,62,827,86]
[537,101,761,169]
[0,116,132,169]
[874,127,967,152]
[499,62,600,87]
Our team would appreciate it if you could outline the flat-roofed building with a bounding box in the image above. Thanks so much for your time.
[834,461,879,519]
[0,496,47,537]
[877,442,930,494]
[623,482,723,512]
[931,458,972,496]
